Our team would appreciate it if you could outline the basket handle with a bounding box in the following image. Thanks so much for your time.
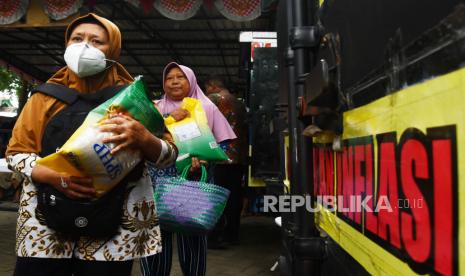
[180,164,208,183]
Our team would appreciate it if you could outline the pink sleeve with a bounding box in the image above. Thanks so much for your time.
[206,107,237,143]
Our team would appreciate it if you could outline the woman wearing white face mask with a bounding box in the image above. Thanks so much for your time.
[6,13,176,276]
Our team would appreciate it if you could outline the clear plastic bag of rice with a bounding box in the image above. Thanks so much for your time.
[37,76,164,197]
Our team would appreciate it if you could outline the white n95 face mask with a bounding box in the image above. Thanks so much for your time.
[64,42,113,78]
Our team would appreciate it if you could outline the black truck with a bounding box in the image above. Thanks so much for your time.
[267,0,465,275]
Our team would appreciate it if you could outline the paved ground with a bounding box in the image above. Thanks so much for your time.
[0,211,17,276]
[0,209,280,276]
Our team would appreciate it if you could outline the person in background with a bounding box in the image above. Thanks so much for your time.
[6,13,176,276]
[9,171,23,202]
[140,62,236,276]
[0,171,24,203]
[204,76,248,247]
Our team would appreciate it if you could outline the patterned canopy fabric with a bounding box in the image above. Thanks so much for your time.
[154,0,202,21]
[42,0,82,21]
[0,0,29,25]
[0,0,262,25]
[214,0,261,22]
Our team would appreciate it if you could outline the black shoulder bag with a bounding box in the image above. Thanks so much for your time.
[33,83,139,238]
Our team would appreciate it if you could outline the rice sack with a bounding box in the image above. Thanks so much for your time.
[164,97,228,171]
[37,76,164,197]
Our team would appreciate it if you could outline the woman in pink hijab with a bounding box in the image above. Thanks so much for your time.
[141,62,236,276]
[156,62,236,141]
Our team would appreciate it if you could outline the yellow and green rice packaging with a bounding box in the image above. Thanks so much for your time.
[37,76,164,197]
[164,97,228,171]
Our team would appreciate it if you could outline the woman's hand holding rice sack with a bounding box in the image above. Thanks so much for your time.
[170,107,190,121]
[100,113,164,162]
[31,165,95,199]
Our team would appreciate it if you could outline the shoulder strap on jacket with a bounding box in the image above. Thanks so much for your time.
[31,83,79,104]
[32,84,129,104]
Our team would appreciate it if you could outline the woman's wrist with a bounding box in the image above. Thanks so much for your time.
[140,131,162,162]
[31,165,62,187]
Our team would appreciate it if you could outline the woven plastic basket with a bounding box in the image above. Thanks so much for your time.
[154,165,230,234]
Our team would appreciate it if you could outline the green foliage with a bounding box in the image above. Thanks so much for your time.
[0,66,22,96]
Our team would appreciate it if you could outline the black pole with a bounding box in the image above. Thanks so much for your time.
[276,0,297,275]
[289,0,323,275]
[285,0,299,229]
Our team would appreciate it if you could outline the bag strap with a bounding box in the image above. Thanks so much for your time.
[32,83,128,104]
[181,165,207,183]
[32,83,79,104]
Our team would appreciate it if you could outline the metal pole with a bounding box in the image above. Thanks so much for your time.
[285,0,299,230]
[290,0,322,275]
[277,1,298,275]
